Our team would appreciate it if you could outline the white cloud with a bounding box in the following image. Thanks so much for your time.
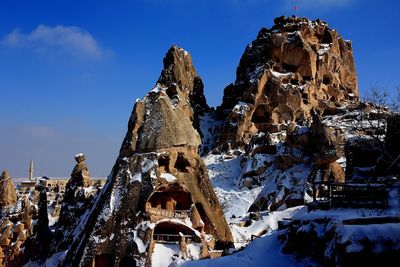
[19,125,59,138]
[1,25,104,59]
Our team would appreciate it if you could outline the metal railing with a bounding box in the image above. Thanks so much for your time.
[312,181,387,209]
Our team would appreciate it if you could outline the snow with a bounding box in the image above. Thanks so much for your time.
[151,85,162,94]
[161,173,177,182]
[74,152,84,158]
[204,154,261,219]
[232,102,251,116]
[187,243,201,259]
[152,243,180,267]
[337,223,400,253]
[248,65,264,83]
[130,172,142,183]
[317,44,331,58]
[180,232,306,267]
[48,213,59,227]
[270,69,291,78]
[24,251,66,267]
[198,113,223,155]
[230,206,306,248]
[142,158,158,173]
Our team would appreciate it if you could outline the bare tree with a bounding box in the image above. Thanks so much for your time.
[351,86,399,149]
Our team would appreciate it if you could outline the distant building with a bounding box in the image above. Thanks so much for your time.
[19,177,106,193]
[19,180,37,193]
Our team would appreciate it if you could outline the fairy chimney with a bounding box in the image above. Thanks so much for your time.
[59,46,232,267]
[0,170,17,208]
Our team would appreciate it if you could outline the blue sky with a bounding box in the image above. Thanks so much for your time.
[0,0,399,177]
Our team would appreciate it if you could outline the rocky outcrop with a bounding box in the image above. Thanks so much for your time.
[59,46,232,267]
[51,154,97,254]
[70,153,91,187]
[28,184,51,262]
[119,45,210,157]
[215,16,358,149]
[346,137,382,181]
[377,114,400,176]
[157,45,210,117]
[0,171,17,208]
[247,110,346,212]
[279,216,400,266]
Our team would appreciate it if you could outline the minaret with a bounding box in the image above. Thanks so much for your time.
[29,160,34,181]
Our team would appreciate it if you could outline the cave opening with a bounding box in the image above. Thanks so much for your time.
[147,191,192,211]
[251,105,272,124]
[158,155,170,173]
[174,153,191,172]
[323,76,331,85]
[94,254,114,267]
[282,63,298,73]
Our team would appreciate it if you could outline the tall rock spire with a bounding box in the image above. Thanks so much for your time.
[60,46,232,267]
[0,170,17,209]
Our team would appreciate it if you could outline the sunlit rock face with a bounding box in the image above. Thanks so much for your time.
[215,16,359,149]
[60,46,232,267]
[0,170,17,208]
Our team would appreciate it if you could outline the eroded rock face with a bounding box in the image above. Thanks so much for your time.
[215,16,358,149]
[0,171,17,208]
[70,153,91,187]
[120,46,210,158]
[51,154,97,254]
[60,46,232,267]
[23,184,51,263]
[377,114,400,176]
[157,45,210,117]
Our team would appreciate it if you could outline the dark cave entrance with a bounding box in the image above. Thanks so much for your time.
[174,153,191,172]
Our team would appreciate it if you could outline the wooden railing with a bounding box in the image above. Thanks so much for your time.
[153,233,195,243]
[312,182,387,209]
[147,207,191,220]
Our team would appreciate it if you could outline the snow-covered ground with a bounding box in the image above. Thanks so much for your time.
[153,244,181,267]
[204,154,262,220]
[179,232,312,267]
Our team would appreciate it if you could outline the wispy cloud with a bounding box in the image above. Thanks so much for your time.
[1,25,105,59]
[19,125,59,138]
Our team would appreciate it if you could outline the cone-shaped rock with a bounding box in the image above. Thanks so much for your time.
[61,46,232,267]
[216,16,359,148]
[51,153,96,254]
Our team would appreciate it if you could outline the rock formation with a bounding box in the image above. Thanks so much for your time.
[215,16,358,149]
[70,153,91,187]
[0,171,17,208]
[377,114,400,176]
[51,153,97,254]
[26,184,51,263]
[59,46,232,267]
[246,108,346,211]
